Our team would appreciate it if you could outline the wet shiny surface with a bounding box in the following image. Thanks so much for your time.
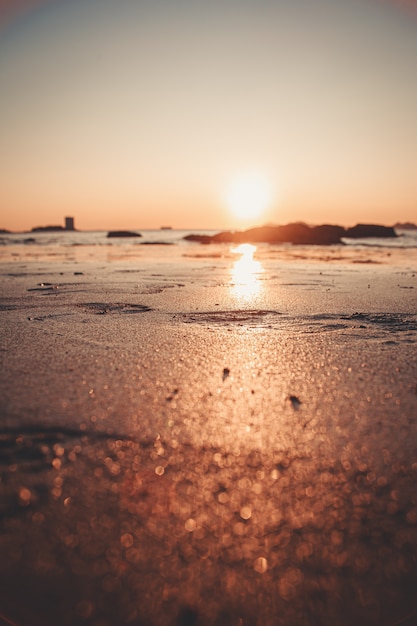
[0,248,417,625]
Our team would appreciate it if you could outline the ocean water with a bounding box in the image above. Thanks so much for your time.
[0,228,212,248]
[0,229,417,280]
[1,226,416,253]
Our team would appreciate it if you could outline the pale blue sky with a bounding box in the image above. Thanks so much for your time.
[1,0,416,230]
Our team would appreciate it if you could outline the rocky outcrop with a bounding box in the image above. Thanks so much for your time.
[394,222,417,230]
[185,223,316,245]
[182,234,213,244]
[31,225,66,232]
[306,224,347,245]
[185,223,362,245]
[344,224,397,238]
[107,230,142,238]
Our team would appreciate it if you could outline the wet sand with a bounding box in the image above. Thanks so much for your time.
[1,249,417,625]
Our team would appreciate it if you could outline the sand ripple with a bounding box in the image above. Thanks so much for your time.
[78,302,153,314]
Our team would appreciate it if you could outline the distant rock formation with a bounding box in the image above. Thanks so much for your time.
[184,234,213,244]
[140,241,174,245]
[0,228,11,234]
[394,222,417,230]
[107,230,142,238]
[30,217,76,233]
[184,223,398,246]
[344,224,397,238]
[31,225,66,232]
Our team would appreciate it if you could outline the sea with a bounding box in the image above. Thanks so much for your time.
[0,227,416,266]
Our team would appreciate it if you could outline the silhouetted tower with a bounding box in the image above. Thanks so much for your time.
[65,216,75,231]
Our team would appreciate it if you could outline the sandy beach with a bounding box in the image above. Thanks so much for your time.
[1,238,417,625]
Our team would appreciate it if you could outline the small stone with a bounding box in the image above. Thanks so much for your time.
[289,395,302,408]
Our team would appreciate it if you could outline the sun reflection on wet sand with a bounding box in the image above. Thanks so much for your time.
[231,243,264,300]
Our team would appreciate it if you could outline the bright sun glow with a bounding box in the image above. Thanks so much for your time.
[225,172,272,222]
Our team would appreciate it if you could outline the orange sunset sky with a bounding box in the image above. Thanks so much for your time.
[1,0,416,232]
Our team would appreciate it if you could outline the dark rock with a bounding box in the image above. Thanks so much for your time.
[211,231,239,243]
[276,223,344,245]
[344,224,397,239]
[184,222,398,245]
[234,223,313,244]
[107,230,142,238]
[308,224,346,244]
[183,234,215,244]
[31,225,65,232]
[289,394,302,409]
[268,223,312,243]
[184,223,344,245]
[207,223,315,245]
[394,222,417,230]
[140,241,174,245]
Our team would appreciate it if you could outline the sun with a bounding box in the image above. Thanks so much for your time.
[225,172,272,222]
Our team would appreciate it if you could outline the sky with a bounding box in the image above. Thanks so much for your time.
[1,0,416,231]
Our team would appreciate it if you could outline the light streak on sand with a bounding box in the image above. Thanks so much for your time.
[230,244,264,301]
